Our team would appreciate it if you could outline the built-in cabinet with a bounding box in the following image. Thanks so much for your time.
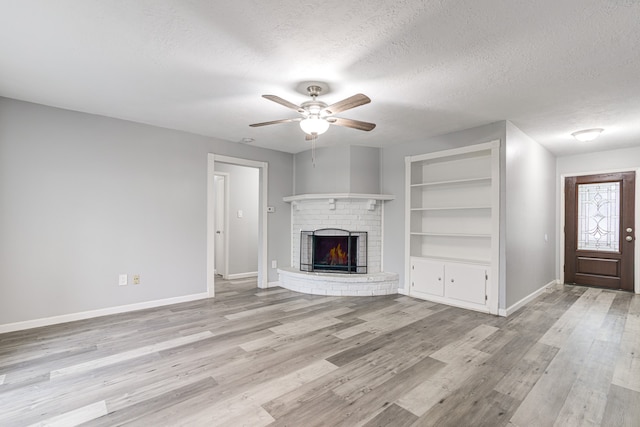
[405,141,500,314]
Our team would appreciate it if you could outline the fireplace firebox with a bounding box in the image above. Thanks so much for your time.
[300,229,367,273]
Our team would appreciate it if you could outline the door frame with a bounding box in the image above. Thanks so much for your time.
[560,168,640,293]
[213,172,229,279]
[207,154,268,297]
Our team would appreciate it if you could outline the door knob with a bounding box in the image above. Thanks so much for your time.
[627,227,633,233]
[626,236,634,242]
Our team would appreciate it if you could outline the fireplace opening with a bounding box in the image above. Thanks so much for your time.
[300,229,367,274]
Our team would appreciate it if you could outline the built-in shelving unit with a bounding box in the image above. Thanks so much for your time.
[405,141,500,314]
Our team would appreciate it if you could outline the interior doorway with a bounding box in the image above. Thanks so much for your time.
[207,154,268,297]
[215,163,259,280]
[564,172,636,291]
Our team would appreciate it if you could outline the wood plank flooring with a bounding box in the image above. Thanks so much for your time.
[0,278,639,426]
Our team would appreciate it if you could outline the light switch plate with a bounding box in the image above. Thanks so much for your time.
[119,274,127,286]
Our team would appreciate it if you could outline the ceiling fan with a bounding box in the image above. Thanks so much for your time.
[249,84,376,138]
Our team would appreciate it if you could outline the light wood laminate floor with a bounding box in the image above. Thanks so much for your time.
[1,278,639,426]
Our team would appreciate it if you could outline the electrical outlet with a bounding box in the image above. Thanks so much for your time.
[133,274,140,285]
[271,260,277,269]
[119,274,127,286]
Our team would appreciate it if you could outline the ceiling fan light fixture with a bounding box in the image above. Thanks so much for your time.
[300,116,330,135]
[571,128,604,142]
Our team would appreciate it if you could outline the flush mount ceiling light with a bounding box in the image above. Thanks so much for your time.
[571,128,604,142]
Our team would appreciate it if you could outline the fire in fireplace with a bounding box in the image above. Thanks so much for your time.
[314,235,358,272]
[300,229,367,273]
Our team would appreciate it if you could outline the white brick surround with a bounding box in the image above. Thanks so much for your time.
[278,267,399,296]
[281,194,398,296]
[291,197,383,272]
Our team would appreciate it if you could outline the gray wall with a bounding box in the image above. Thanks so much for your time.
[0,97,293,325]
[556,145,640,279]
[380,122,508,301]
[505,121,556,307]
[294,145,350,194]
[293,145,381,194]
[214,163,259,276]
[349,146,381,194]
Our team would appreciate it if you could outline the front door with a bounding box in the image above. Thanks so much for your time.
[565,172,635,291]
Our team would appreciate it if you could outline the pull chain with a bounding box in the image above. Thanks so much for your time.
[311,133,317,167]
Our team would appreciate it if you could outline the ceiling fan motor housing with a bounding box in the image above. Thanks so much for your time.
[306,85,323,98]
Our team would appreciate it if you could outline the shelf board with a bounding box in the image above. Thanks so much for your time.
[410,232,491,238]
[410,255,491,265]
[410,206,491,211]
[410,177,491,187]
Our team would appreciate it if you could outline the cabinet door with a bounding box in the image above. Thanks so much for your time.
[410,258,444,297]
[445,263,486,305]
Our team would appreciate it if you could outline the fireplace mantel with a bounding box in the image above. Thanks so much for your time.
[283,193,395,203]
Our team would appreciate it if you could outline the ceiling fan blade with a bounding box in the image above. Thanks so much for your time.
[249,117,302,127]
[327,117,376,131]
[262,95,304,113]
[323,94,371,115]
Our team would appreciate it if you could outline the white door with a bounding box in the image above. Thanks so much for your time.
[214,174,227,278]
[445,262,487,305]
[411,257,445,297]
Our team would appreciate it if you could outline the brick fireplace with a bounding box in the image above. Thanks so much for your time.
[278,194,399,296]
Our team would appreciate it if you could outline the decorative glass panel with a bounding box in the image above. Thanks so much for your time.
[577,182,620,252]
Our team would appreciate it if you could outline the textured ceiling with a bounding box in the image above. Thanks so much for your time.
[1,0,639,155]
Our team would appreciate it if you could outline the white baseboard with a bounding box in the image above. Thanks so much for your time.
[266,281,281,288]
[227,271,258,280]
[498,279,558,317]
[397,287,409,296]
[0,292,210,334]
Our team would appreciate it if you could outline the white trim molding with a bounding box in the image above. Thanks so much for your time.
[498,280,558,317]
[227,272,258,280]
[0,292,209,334]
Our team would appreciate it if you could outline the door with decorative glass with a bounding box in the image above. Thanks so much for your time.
[564,172,635,291]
